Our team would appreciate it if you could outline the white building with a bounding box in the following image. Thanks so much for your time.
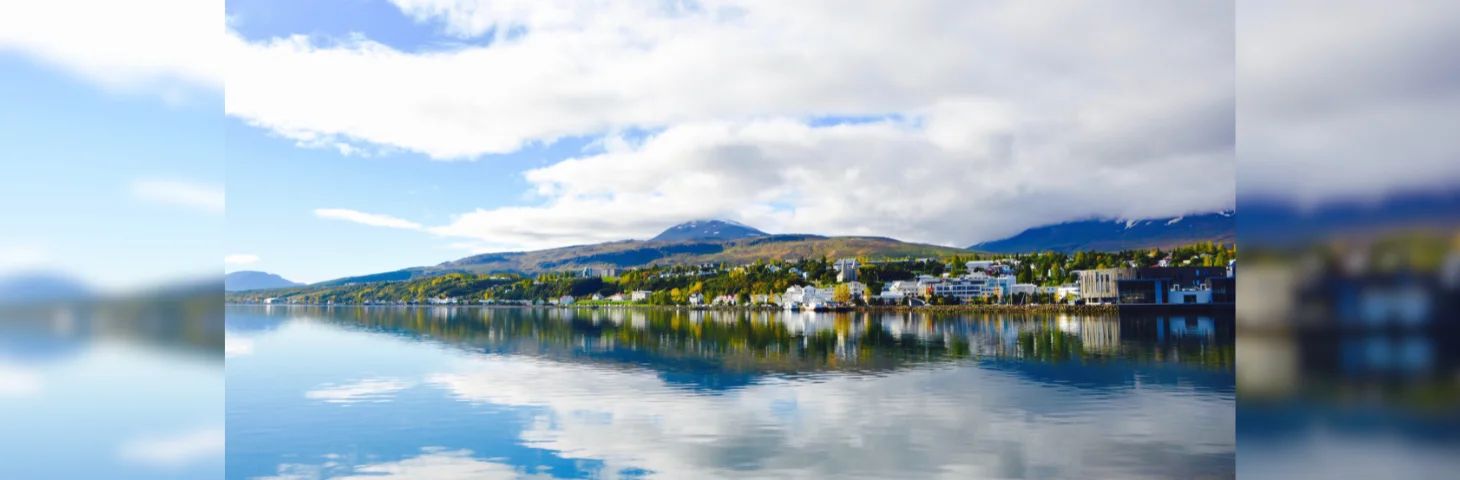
[881,280,926,300]
[783,286,833,309]
[712,294,736,305]
[966,260,997,272]
[591,293,604,301]
[689,292,704,306]
[608,293,627,302]
[630,290,651,301]
[843,281,868,300]
[559,295,575,305]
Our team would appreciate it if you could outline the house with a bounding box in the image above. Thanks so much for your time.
[966,260,997,272]
[608,293,626,302]
[591,293,604,301]
[559,295,574,305]
[843,281,868,300]
[782,285,833,309]
[713,294,736,305]
[630,290,651,301]
[688,292,704,306]
[1010,284,1038,296]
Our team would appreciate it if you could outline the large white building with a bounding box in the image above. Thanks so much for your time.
[783,285,834,309]
[630,290,651,301]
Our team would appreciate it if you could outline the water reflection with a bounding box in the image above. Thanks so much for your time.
[226,306,1234,479]
[0,285,224,480]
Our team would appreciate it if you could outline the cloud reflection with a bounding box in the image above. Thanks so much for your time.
[305,378,413,404]
[0,362,41,397]
[116,425,224,469]
[428,354,1233,479]
[258,447,553,480]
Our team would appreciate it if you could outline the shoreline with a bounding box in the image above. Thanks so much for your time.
[225,303,1152,314]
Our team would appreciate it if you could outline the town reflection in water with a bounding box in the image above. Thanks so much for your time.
[227,305,1234,480]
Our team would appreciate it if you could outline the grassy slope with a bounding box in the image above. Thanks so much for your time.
[442,235,973,274]
[278,234,977,291]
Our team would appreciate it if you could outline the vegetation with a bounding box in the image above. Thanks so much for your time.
[228,241,1237,307]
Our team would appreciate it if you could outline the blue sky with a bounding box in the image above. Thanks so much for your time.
[0,53,222,291]
[219,0,1240,284]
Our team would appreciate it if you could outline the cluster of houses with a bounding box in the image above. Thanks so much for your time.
[252,257,1242,309]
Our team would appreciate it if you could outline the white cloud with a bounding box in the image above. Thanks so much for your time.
[429,112,1233,249]
[224,253,260,265]
[305,378,414,404]
[314,208,423,230]
[0,0,222,95]
[1237,0,1460,206]
[0,363,42,397]
[116,426,225,469]
[230,1,1234,247]
[227,1,1231,160]
[425,353,1233,479]
[129,179,225,214]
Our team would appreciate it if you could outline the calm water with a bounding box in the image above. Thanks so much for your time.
[225,306,1235,479]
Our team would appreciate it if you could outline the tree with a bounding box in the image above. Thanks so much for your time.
[833,283,851,303]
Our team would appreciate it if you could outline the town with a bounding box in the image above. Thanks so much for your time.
[230,243,1239,310]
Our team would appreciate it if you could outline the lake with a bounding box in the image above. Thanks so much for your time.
[225,305,1235,479]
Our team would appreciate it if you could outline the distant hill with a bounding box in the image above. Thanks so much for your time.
[225,271,303,291]
[650,219,767,242]
[302,222,974,288]
[437,234,968,275]
[970,211,1236,254]
[0,271,91,305]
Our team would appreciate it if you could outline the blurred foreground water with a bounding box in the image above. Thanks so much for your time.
[0,281,224,479]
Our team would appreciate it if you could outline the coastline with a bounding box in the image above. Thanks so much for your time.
[225,302,1145,314]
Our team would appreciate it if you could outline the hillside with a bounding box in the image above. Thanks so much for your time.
[225,271,304,291]
[304,234,972,289]
[971,211,1236,254]
[440,234,970,274]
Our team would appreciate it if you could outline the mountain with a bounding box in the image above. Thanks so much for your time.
[0,271,91,305]
[225,271,303,291]
[436,234,967,275]
[650,219,767,242]
[970,211,1236,254]
[300,226,972,289]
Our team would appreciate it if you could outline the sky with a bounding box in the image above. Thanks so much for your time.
[220,0,1243,284]
[6,1,1457,286]
[0,0,222,291]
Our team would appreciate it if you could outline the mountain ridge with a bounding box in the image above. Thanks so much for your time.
[970,211,1236,253]
[225,271,304,291]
